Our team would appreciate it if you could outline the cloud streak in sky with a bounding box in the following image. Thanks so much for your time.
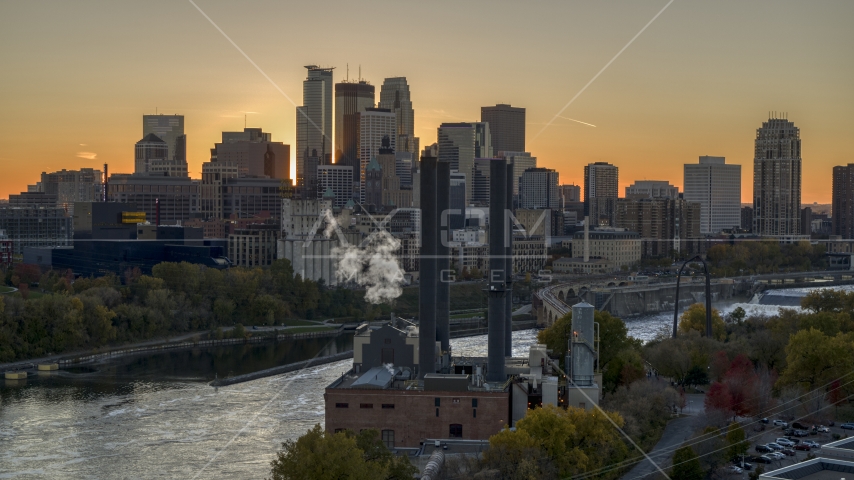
[76,152,97,160]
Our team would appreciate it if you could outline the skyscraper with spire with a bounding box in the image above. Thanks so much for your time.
[752,115,802,238]
[296,65,334,198]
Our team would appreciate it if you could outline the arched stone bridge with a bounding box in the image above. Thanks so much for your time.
[533,277,736,327]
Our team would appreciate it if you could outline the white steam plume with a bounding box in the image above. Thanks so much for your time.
[324,212,405,304]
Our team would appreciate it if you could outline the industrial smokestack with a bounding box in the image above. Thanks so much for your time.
[486,159,507,383]
[103,163,108,202]
[436,161,451,354]
[504,161,514,357]
[418,156,438,379]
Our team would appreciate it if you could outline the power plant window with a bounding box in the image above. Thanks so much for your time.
[472,399,478,408]
[381,404,394,409]
[449,424,463,438]
[434,398,440,407]
[335,403,349,408]
[360,403,374,409]
[381,430,394,449]
[473,409,477,418]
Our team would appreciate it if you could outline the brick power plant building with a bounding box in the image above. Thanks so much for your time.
[324,152,602,449]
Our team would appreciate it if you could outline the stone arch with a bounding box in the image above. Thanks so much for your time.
[566,288,576,299]
[619,281,627,286]
[558,290,566,302]
[607,282,616,287]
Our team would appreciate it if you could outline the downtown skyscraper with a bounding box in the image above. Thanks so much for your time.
[481,104,525,154]
[683,156,741,234]
[752,116,802,238]
[296,65,334,197]
[335,80,374,169]
[378,77,418,156]
[584,162,619,227]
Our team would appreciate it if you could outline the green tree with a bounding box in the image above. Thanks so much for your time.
[486,405,628,478]
[776,328,854,393]
[671,446,703,480]
[726,422,749,460]
[678,303,726,340]
[269,425,375,480]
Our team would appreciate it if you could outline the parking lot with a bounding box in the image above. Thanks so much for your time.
[728,421,851,475]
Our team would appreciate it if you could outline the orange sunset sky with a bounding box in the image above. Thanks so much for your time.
[1,1,852,203]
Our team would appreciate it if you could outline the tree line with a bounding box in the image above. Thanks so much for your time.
[0,260,384,362]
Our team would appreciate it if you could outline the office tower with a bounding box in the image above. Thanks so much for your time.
[683,156,741,234]
[210,128,290,180]
[335,80,375,167]
[438,122,491,204]
[584,162,619,226]
[134,134,171,175]
[357,108,396,203]
[296,65,334,195]
[378,77,419,157]
[520,168,559,209]
[559,184,581,205]
[497,151,536,205]
[615,198,701,257]
[143,114,186,165]
[449,172,466,230]
[625,180,679,199]
[317,165,354,208]
[376,147,412,209]
[753,116,802,237]
[219,176,283,220]
[365,157,383,208]
[39,168,103,214]
[471,158,492,206]
[395,152,413,188]
[741,206,753,231]
[107,174,199,225]
[481,104,525,153]
[832,164,854,238]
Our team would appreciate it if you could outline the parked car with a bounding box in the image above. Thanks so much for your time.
[785,437,800,444]
[755,455,773,464]
[767,443,783,451]
[728,465,743,474]
[794,444,811,451]
[776,438,794,447]
[742,462,754,471]
[782,449,796,456]
[760,418,770,424]
[770,452,786,460]
[803,440,820,449]
[841,423,854,430]
[793,422,809,430]
[817,426,829,433]
[755,445,772,453]
[793,429,810,437]
[774,420,789,427]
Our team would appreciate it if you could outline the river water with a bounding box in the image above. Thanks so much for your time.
[1,284,847,478]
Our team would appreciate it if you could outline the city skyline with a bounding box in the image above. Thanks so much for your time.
[1,1,852,202]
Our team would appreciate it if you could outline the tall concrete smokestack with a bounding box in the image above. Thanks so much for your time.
[419,155,438,378]
[504,161,514,357]
[486,159,507,383]
[436,160,451,354]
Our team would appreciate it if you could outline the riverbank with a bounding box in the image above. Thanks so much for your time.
[210,350,354,387]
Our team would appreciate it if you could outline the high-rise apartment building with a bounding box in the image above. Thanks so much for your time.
[39,168,103,214]
[584,162,619,226]
[335,81,375,168]
[210,128,289,180]
[520,168,559,209]
[296,65,334,195]
[438,122,492,204]
[752,116,802,238]
[683,156,741,234]
[559,184,581,204]
[615,198,701,257]
[357,108,396,203]
[378,77,419,157]
[200,161,239,220]
[143,114,186,166]
[625,180,679,199]
[832,164,854,239]
[481,104,525,153]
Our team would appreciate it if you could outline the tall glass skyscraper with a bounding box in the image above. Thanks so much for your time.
[296,65,334,197]
[334,81,374,169]
[378,77,419,157]
[684,156,741,234]
[752,116,802,237]
[481,104,525,154]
